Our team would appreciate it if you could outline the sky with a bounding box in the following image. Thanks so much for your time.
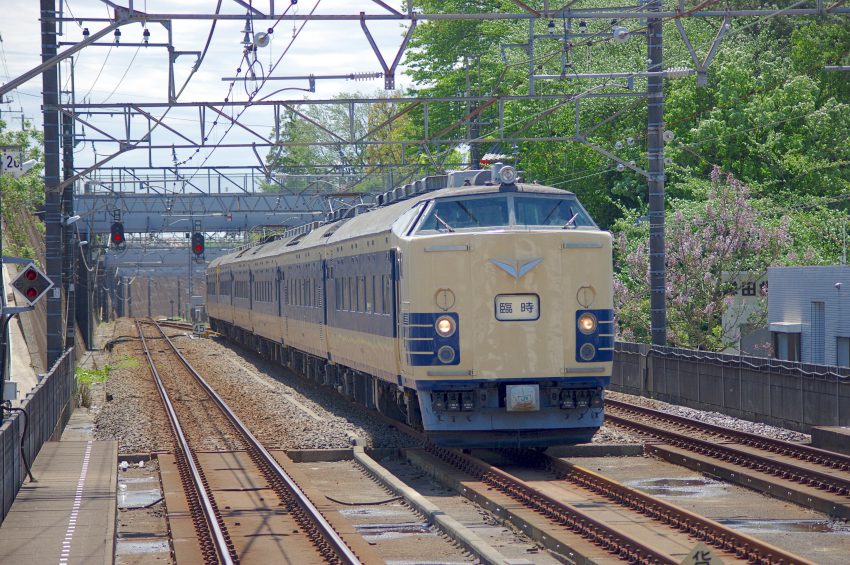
[0,0,414,181]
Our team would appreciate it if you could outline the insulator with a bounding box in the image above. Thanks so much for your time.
[665,67,692,78]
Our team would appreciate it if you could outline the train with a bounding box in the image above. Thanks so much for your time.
[206,165,613,448]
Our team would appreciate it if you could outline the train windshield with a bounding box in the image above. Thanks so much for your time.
[418,196,509,231]
[514,196,594,228]
[416,194,594,233]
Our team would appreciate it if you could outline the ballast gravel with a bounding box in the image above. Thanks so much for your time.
[168,334,420,450]
[606,390,811,443]
[91,318,810,453]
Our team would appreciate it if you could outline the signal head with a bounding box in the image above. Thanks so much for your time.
[12,265,54,307]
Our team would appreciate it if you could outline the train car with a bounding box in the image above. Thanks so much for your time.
[207,166,613,448]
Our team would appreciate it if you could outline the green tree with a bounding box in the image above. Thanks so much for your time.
[0,119,44,260]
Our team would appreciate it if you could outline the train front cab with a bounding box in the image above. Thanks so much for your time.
[396,187,613,448]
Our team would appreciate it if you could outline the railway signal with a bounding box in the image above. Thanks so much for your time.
[10,263,54,307]
[191,232,204,256]
[110,221,125,246]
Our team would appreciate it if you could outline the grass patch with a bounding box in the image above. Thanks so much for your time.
[116,355,139,369]
[75,365,110,408]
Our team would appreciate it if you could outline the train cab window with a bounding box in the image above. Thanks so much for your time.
[514,196,595,228]
[419,196,509,232]
[392,203,426,237]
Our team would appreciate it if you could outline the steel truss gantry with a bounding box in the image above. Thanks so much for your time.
[76,191,333,234]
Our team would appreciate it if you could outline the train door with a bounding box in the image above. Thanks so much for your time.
[393,249,404,375]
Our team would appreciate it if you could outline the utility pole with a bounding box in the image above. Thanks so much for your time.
[647,0,666,346]
[42,0,65,366]
[62,77,75,352]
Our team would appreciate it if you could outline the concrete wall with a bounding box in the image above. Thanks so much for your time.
[612,342,850,433]
[768,266,850,365]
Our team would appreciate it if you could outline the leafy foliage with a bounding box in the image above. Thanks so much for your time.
[400,5,850,349]
[0,120,44,260]
[614,168,791,349]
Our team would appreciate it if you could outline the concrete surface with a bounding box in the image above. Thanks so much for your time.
[0,440,118,565]
[811,426,850,456]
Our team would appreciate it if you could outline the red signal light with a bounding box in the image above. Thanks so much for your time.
[11,263,53,306]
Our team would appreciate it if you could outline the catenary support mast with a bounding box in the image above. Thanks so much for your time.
[647,0,666,345]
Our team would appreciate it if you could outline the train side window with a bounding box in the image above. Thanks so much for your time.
[353,276,360,312]
[335,278,341,310]
[392,202,425,237]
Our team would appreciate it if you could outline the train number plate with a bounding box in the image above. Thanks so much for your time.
[495,294,540,321]
[506,384,540,412]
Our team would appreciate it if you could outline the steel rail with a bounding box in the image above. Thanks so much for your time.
[605,410,850,497]
[150,320,362,565]
[366,410,674,562]
[607,398,850,471]
[422,442,674,564]
[136,321,234,565]
[329,387,812,563]
[503,449,813,565]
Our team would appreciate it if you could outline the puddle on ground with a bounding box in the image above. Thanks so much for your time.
[719,519,850,535]
[386,562,471,565]
[115,538,170,556]
[625,477,726,497]
[118,488,162,509]
[339,507,410,518]
[118,476,157,485]
[355,521,435,541]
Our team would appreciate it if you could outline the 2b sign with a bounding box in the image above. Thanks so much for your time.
[1,147,35,178]
[1,148,21,174]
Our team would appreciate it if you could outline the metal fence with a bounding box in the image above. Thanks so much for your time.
[1,348,75,525]
[612,342,850,433]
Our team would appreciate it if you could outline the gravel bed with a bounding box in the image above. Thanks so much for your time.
[100,318,811,452]
[140,326,248,452]
[175,335,420,450]
[606,390,810,443]
[591,422,643,444]
[93,319,173,454]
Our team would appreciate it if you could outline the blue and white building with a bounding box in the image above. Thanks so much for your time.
[768,266,850,366]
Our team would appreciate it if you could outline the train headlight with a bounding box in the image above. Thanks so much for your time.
[437,345,456,364]
[579,343,596,361]
[577,312,597,334]
[435,315,456,338]
[498,165,517,184]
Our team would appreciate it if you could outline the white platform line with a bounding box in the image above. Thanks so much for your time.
[58,441,93,565]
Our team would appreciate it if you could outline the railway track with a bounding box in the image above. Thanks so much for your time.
[136,320,372,564]
[605,398,850,518]
[356,411,809,564]
[154,329,827,563]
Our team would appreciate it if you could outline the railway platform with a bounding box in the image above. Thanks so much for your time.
[0,436,117,565]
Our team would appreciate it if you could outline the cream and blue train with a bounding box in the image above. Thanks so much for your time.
[206,166,613,448]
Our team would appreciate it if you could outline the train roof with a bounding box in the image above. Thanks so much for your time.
[210,181,576,269]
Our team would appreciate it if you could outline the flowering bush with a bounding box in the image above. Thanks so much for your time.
[614,167,790,350]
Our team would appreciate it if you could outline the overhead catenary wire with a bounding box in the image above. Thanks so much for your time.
[80,43,113,103]
[175,0,321,179]
[100,44,141,104]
